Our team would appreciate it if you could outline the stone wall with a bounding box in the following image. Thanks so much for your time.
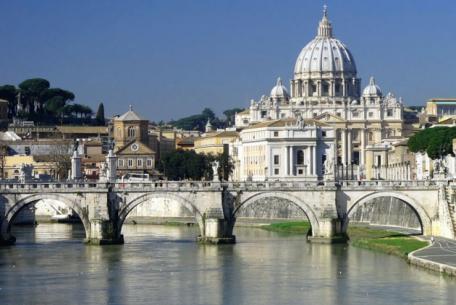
[125,197,194,223]
[349,196,421,230]
[236,197,308,222]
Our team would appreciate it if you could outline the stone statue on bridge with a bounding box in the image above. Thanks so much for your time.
[211,160,220,182]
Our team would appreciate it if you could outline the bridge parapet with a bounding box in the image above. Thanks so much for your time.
[339,180,445,190]
[224,181,332,191]
[0,182,110,193]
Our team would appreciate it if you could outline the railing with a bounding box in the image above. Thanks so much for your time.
[338,180,448,188]
[0,179,449,192]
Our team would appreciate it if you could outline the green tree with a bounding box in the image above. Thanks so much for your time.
[158,150,212,180]
[95,102,105,125]
[408,127,456,159]
[170,108,217,131]
[223,107,244,126]
[18,78,50,112]
[0,85,18,117]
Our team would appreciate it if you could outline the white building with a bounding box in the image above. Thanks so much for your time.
[235,6,404,167]
[231,117,335,181]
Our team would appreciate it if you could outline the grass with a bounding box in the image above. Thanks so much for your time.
[260,221,311,234]
[260,221,428,258]
[347,226,428,258]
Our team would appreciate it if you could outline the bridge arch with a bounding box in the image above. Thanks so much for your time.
[234,192,320,236]
[118,192,204,234]
[347,191,433,235]
[1,193,90,243]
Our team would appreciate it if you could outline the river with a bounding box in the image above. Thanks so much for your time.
[0,223,455,305]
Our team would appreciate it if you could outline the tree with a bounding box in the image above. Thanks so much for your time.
[0,85,18,117]
[158,150,212,180]
[95,102,105,125]
[408,127,456,159]
[223,107,244,126]
[48,142,72,180]
[18,78,50,112]
[170,108,217,131]
[40,88,75,103]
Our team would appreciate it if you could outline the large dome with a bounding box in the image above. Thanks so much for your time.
[294,8,357,77]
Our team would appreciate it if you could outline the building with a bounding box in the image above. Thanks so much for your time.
[3,155,58,180]
[234,7,404,167]
[113,106,157,177]
[231,117,335,181]
[425,98,456,121]
[194,130,239,155]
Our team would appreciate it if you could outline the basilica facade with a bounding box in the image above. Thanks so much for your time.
[235,7,404,168]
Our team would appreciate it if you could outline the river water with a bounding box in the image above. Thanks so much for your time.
[0,223,455,305]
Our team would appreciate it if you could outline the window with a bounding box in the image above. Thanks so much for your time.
[147,159,153,167]
[137,159,143,167]
[322,83,329,96]
[118,159,124,167]
[368,112,373,118]
[243,119,249,124]
[335,84,341,95]
[273,155,280,165]
[322,131,327,137]
[128,159,134,167]
[274,168,279,175]
[298,169,303,175]
[368,132,374,141]
[297,150,304,165]
[352,111,359,118]
[336,112,342,117]
[313,113,318,118]
[273,131,279,137]
[387,109,393,117]
[261,110,267,118]
[25,146,31,155]
[127,126,136,138]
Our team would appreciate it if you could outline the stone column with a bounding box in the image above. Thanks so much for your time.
[360,129,366,164]
[71,150,82,181]
[289,146,294,176]
[106,150,117,183]
[285,146,290,176]
[347,129,352,164]
[341,129,347,165]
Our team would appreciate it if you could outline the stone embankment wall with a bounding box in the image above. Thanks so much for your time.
[236,197,308,224]
[349,197,421,230]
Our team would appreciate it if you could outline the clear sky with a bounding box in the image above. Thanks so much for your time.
[1,0,455,121]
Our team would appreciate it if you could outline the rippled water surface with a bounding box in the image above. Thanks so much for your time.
[0,223,455,305]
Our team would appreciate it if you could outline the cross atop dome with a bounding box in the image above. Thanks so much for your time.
[323,4,328,17]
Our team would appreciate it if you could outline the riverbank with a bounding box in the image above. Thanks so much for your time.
[259,221,428,259]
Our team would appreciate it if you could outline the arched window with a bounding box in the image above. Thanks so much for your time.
[297,150,304,165]
[127,126,136,138]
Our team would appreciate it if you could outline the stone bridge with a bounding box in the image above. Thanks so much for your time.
[0,180,455,246]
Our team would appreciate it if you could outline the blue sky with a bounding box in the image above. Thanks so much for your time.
[1,0,455,121]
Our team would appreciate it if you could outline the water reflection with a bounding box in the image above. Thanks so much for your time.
[0,224,455,305]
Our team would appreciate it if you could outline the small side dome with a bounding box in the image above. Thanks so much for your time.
[363,76,382,97]
[351,99,359,105]
[270,77,290,100]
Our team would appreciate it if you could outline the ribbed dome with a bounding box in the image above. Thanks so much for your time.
[294,7,357,77]
[270,77,290,100]
[362,77,382,97]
